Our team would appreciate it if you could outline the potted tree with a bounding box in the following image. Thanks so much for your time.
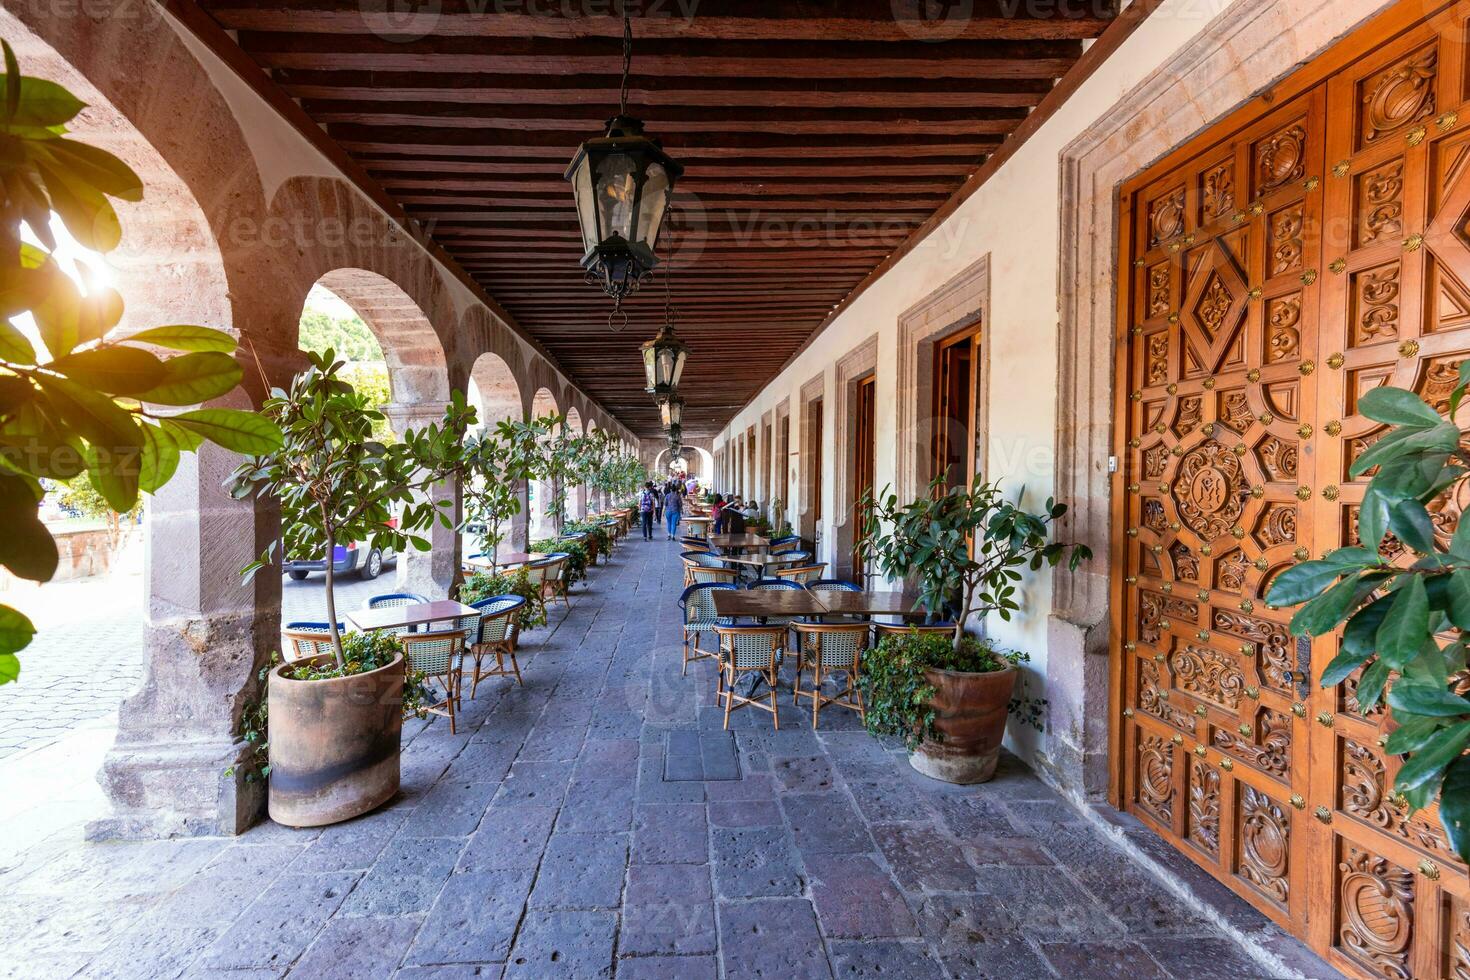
[859,476,1090,783]
[0,43,282,684]
[228,352,473,826]
[461,416,540,569]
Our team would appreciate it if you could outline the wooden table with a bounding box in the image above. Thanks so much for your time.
[347,599,480,632]
[817,591,928,617]
[465,550,538,571]
[711,590,828,618]
[707,533,770,551]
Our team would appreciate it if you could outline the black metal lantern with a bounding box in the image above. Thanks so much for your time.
[658,392,684,430]
[565,11,683,312]
[642,322,688,397]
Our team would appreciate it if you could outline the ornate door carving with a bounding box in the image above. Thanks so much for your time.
[1113,5,1470,976]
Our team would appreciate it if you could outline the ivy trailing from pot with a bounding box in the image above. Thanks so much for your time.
[0,42,283,685]
[1265,361,1470,864]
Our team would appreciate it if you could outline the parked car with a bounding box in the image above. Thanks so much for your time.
[284,540,398,581]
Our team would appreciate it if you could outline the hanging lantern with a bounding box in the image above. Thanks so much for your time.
[657,392,684,430]
[642,322,688,397]
[565,11,683,310]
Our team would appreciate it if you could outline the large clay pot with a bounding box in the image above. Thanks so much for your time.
[909,665,1018,784]
[267,653,405,827]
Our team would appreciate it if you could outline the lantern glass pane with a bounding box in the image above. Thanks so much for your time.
[656,347,676,388]
[595,152,638,241]
[570,155,598,252]
[636,161,671,251]
[642,345,657,389]
[670,348,687,388]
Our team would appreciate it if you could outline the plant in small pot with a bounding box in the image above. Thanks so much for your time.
[227,351,473,827]
[859,475,1090,783]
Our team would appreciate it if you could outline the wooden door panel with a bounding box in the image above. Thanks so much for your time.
[1116,5,1470,975]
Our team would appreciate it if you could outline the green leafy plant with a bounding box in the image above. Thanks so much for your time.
[1265,362,1470,863]
[459,567,546,633]
[565,519,612,564]
[862,630,1031,748]
[0,42,283,685]
[859,475,1092,650]
[227,351,473,667]
[461,416,541,567]
[530,537,587,587]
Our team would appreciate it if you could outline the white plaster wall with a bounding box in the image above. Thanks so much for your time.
[713,0,1256,761]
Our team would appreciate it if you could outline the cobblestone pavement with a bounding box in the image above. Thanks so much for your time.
[0,552,403,761]
[0,538,1341,979]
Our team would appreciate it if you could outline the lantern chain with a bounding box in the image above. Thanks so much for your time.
[619,1,632,119]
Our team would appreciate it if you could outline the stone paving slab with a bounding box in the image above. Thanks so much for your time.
[0,538,1345,978]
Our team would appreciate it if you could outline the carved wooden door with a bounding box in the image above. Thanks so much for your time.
[1113,4,1470,976]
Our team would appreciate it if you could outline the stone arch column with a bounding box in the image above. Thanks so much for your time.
[528,386,561,540]
[565,407,586,522]
[467,347,529,554]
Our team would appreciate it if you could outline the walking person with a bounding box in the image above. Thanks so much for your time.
[652,482,665,527]
[664,480,684,540]
[639,482,656,541]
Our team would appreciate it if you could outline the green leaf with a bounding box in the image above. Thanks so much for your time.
[1319,646,1373,688]
[1393,721,1470,797]
[1290,573,1372,637]
[7,77,84,128]
[0,652,18,685]
[1438,755,1470,866]
[1266,560,1345,606]
[1355,658,1392,714]
[1386,680,1470,717]
[169,409,282,454]
[0,318,35,364]
[3,42,21,123]
[37,138,142,201]
[0,471,56,581]
[0,603,35,659]
[1357,484,1391,552]
[1447,570,1470,631]
[35,159,121,252]
[137,421,180,494]
[48,346,166,395]
[1357,385,1445,428]
[1385,714,1445,755]
[133,351,241,406]
[124,325,237,353]
[1387,498,1438,554]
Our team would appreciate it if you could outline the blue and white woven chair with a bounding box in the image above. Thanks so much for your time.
[364,592,429,636]
[769,535,802,553]
[774,563,826,585]
[467,595,526,696]
[536,553,572,610]
[401,627,468,733]
[691,565,741,586]
[678,583,736,676]
[713,623,786,730]
[745,579,805,627]
[282,622,347,662]
[790,621,868,729]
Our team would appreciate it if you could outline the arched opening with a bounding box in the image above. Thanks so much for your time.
[529,387,559,540]
[467,352,526,552]
[290,269,454,602]
[564,407,585,521]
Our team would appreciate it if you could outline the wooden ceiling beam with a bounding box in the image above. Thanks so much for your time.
[361,158,980,177]
[377,175,962,194]
[206,1,1113,42]
[236,31,1082,79]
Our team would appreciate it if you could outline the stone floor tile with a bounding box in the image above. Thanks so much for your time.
[492,761,574,807]
[870,824,980,893]
[338,837,463,917]
[716,898,831,980]
[827,940,946,979]
[781,793,872,854]
[619,864,716,956]
[612,954,718,979]
[529,832,628,909]
[711,826,804,899]
[632,804,708,865]
[771,754,837,793]
[293,915,422,979]
[707,798,783,828]
[504,909,616,980]
[805,853,917,939]
[1138,936,1284,979]
[456,805,558,873]
[405,869,535,965]
[1040,940,1169,978]
[937,937,1055,980]
[972,866,1126,940]
[198,871,360,970]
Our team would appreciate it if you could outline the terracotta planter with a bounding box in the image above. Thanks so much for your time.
[267,652,405,827]
[909,665,1017,784]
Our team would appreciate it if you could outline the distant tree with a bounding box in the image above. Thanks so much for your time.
[298,310,381,363]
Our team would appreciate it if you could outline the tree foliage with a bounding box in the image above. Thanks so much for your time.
[0,42,282,685]
[859,475,1091,651]
[1265,361,1470,864]
[461,415,543,566]
[227,351,472,667]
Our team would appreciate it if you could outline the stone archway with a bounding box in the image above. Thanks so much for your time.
[564,408,585,521]
[467,350,528,551]
[529,387,560,540]
[302,269,455,598]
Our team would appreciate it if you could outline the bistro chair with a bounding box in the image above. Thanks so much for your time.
[682,519,708,541]
[281,622,347,662]
[769,535,801,553]
[746,578,805,627]
[691,565,741,586]
[774,563,826,585]
[678,582,736,676]
[679,536,710,552]
[713,623,786,730]
[520,559,550,595]
[364,592,429,635]
[401,627,469,733]
[773,549,812,565]
[467,595,526,695]
[790,621,868,729]
[536,553,573,610]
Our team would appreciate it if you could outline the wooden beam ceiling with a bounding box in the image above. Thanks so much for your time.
[196,0,1116,436]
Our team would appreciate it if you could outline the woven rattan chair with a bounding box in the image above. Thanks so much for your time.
[791,621,868,729]
[678,583,735,676]
[679,536,710,552]
[535,554,571,610]
[745,579,804,627]
[774,563,826,585]
[691,565,741,585]
[281,622,346,662]
[467,595,526,696]
[713,624,786,730]
[769,535,801,553]
[402,628,468,733]
[364,592,429,636]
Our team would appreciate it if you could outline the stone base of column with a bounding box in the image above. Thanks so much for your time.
[1043,613,1111,801]
[87,736,263,840]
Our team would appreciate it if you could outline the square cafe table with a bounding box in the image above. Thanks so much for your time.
[711,589,828,619]
[347,599,480,633]
[817,591,928,618]
[707,533,770,551]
